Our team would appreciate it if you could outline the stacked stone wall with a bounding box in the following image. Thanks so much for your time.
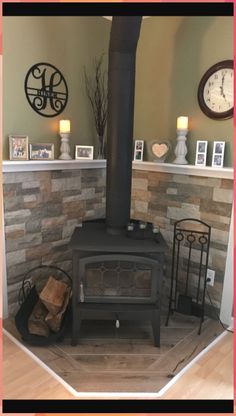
[131,170,233,309]
[3,168,106,314]
[3,167,233,315]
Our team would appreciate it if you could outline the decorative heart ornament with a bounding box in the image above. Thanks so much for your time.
[152,143,168,158]
[151,140,171,162]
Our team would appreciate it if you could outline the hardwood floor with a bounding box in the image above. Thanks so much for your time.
[3,333,73,399]
[163,331,234,399]
[3,312,232,397]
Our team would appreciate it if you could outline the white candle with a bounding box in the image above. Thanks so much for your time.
[177,116,188,130]
[60,120,71,134]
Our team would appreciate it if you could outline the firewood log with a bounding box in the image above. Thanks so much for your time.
[28,299,50,337]
[39,276,68,315]
[45,287,71,332]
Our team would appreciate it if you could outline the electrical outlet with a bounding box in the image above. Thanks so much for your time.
[207,269,215,286]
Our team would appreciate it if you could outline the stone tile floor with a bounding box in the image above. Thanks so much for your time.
[4,312,224,393]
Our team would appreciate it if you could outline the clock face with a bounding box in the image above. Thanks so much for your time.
[203,68,233,113]
[198,60,234,119]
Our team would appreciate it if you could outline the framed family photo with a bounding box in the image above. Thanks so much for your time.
[195,140,208,167]
[75,145,94,160]
[133,140,144,161]
[212,141,225,168]
[30,143,54,160]
[9,135,29,160]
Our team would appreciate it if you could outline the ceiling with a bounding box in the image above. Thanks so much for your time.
[103,17,150,20]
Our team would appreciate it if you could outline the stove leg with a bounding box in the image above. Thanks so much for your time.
[71,335,78,346]
[151,309,160,347]
[71,314,81,346]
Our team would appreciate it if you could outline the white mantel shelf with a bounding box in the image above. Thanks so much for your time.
[2,159,106,172]
[133,161,234,179]
[2,159,233,179]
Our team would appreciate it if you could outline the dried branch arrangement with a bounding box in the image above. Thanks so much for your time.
[84,54,108,137]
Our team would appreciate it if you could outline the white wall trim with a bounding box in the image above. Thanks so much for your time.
[220,204,234,326]
[2,159,233,179]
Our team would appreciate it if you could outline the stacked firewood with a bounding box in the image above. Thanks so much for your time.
[28,276,71,337]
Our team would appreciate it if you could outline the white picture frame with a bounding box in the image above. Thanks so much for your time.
[133,140,144,161]
[195,140,208,167]
[30,143,54,160]
[9,135,29,161]
[212,141,225,168]
[75,145,94,160]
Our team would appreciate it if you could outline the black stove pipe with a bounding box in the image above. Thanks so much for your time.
[106,16,142,235]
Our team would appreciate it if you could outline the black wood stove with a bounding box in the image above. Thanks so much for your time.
[70,17,167,347]
[70,220,167,346]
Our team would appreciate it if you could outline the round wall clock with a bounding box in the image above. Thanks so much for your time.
[197,60,233,120]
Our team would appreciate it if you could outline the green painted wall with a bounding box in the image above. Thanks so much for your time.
[3,16,110,160]
[134,16,234,166]
[3,16,233,166]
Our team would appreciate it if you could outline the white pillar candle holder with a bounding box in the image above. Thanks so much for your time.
[173,128,188,165]
[59,120,72,160]
[59,132,72,160]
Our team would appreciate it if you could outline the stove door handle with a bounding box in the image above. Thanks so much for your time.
[80,282,85,303]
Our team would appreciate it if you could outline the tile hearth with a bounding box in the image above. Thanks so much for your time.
[4,312,223,394]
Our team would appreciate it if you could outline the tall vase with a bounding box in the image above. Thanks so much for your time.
[97,134,105,159]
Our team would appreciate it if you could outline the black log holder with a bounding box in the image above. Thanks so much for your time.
[15,265,72,346]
